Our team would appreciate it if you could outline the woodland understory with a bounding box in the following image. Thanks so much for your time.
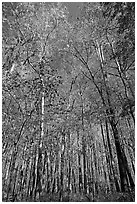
[2,2,135,202]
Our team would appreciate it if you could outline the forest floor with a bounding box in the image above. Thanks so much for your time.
[29,190,135,202]
[3,190,135,202]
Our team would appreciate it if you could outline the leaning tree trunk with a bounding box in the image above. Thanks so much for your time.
[109,109,134,192]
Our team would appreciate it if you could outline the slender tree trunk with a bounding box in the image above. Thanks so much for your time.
[93,142,99,195]
[26,159,33,200]
[82,141,87,194]
[6,148,17,201]
[12,165,18,201]
[59,131,65,200]
[78,154,82,192]
[105,121,121,192]
[80,88,87,194]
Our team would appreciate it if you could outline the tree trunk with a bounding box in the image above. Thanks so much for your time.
[82,142,87,194]
[78,154,82,192]
[109,114,134,192]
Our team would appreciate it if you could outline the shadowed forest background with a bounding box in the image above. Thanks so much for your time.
[2,2,135,202]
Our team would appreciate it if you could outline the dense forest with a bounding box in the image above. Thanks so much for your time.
[2,2,135,202]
